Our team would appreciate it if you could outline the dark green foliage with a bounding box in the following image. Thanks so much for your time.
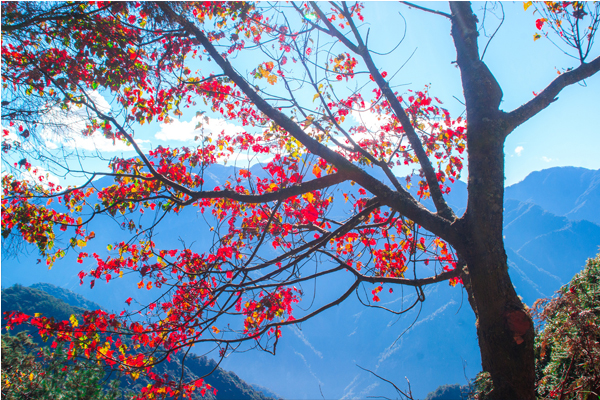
[1,284,88,343]
[470,372,493,400]
[30,283,104,311]
[1,283,279,400]
[533,253,600,399]
[1,284,88,321]
[1,331,121,400]
[470,253,600,400]
[425,383,471,399]
[129,352,281,400]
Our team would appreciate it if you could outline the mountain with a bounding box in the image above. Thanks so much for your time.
[30,282,105,311]
[505,167,600,225]
[502,198,600,305]
[1,284,89,341]
[1,284,280,400]
[2,166,599,400]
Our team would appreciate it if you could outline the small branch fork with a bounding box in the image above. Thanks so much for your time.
[357,364,415,400]
[504,54,600,133]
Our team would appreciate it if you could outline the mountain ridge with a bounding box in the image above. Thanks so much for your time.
[505,166,600,225]
[2,166,599,399]
[1,283,281,400]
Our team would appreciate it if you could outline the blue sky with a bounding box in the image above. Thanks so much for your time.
[1,4,598,398]
[346,2,600,185]
[5,2,597,188]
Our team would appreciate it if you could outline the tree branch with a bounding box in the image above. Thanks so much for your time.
[158,3,457,244]
[450,2,504,113]
[325,250,462,287]
[184,173,351,205]
[329,3,456,221]
[505,55,600,133]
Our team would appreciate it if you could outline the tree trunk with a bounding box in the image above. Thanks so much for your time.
[458,118,536,399]
[448,2,536,397]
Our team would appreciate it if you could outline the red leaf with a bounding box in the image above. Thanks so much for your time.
[535,18,546,30]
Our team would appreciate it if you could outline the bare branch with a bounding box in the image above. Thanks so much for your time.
[505,55,600,134]
[356,364,414,400]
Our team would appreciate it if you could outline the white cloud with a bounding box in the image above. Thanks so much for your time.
[294,351,324,388]
[40,91,144,153]
[27,165,61,188]
[2,126,20,142]
[351,108,389,135]
[542,156,553,162]
[358,382,380,399]
[515,146,524,156]
[340,374,360,400]
[154,115,245,142]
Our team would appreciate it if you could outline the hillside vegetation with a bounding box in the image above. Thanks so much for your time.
[1,284,279,400]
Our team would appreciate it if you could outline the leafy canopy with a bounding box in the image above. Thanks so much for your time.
[2,2,599,399]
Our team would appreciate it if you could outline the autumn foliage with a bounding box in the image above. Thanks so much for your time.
[2,2,600,399]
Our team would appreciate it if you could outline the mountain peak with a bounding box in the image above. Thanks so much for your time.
[505,167,600,225]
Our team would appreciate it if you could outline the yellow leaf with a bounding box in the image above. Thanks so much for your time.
[267,73,278,85]
[69,314,79,327]
[523,1,532,11]
[534,33,541,41]
[313,93,320,102]
[34,313,42,317]
[303,192,314,203]
[312,164,321,177]
[258,65,269,78]
[77,239,87,248]
[29,373,34,381]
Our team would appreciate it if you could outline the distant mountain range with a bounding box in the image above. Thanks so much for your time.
[2,166,599,400]
[1,284,280,400]
[505,167,600,225]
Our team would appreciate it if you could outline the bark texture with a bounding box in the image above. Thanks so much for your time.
[450,3,535,398]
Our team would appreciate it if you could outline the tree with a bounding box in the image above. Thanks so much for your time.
[472,253,600,399]
[2,2,599,399]
[532,253,600,399]
[1,331,121,400]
